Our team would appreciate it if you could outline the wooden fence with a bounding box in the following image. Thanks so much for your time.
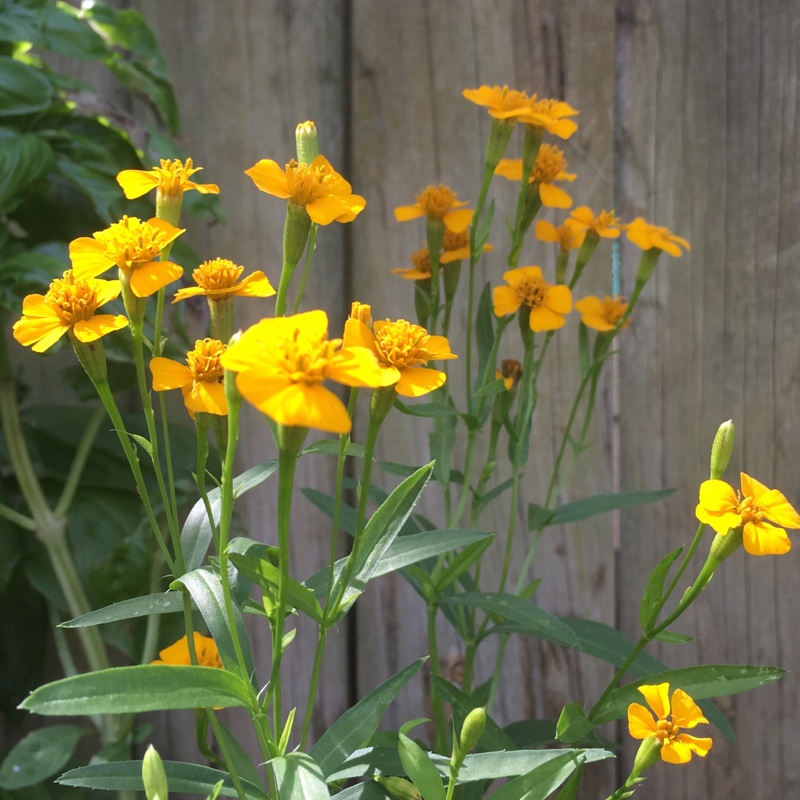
[20,2,800,798]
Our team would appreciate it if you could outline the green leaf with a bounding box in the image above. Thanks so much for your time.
[503,720,556,749]
[311,658,426,778]
[0,56,52,116]
[0,0,43,43]
[60,591,186,628]
[57,760,268,800]
[546,489,675,527]
[230,552,323,623]
[639,547,683,633]
[476,477,515,516]
[272,753,330,800]
[472,378,506,399]
[526,503,554,533]
[0,132,55,212]
[181,460,278,572]
[303,439,365,459]
[591,664,786,724]
[553,764,582,800]
[447,592,579,649]
[20,665,253,715]
[484,752,585,800]
[555,702,594,744]
[393,400,458,418]
[335,782,389,800]
[434,537,494,593]
[214,721,264,792]
[398,734,445,800]
[472,198,495,254]
[41,2,109,60]
[172,569,256,680]
[0,724,87,789]
[652,630,694,644]
[475,283,494,387]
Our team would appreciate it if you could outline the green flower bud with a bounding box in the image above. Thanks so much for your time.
[459,706,487,755]
[374,776,421,800]
[142,744,168,800]
[296,120,319,164]
[709,420,735,480]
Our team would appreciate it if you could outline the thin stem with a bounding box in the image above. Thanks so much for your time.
[450,429,476,528]
[291,223,318,315]
[195,418,220,554]
[427,602,447,753]
[140,554,165,665]
[158,393,180,543]
[153,287,166,357]
[0,502,36,531]
[299,626,328,749]
[54,404,105,517]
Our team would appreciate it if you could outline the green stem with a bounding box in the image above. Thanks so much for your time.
[0,502,36,531]
[299,625,328,749]
[291,223,318,314]
[427,602,447,753]
[54,404,105,517]
[153,287,166,357]
[195,417,220,554]
[158,392,180,541]
[450,429,476,528]
[426,220,445,335]
[140,554,164,665]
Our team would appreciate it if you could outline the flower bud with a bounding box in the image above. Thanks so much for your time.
[142,744,169,800]
[709,420,735,480]
[350,301,372,327]
[500,359,522,389]
[458,706,487,755]
[374,776,420,800]
[296,120,319,164]
[629,734,662,781]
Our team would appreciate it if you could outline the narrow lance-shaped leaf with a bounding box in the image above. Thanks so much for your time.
[485,751,587,800]
[60,592,187,628]
[0,725,88,790]
[272,753,330,800]
[639,546,683,633]
[398,734,445,800]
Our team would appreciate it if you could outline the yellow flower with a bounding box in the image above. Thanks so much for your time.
[12,270,128,353]
[461,85,534,120]
[574,295,630,332]
[493,266,572,332]
[152,632,222,668]
[440,228,493,264]
[150,338,228,417]
[221,310,389,434]
[495,144,576,208]
[535,219,585,251]
[116,158,220,199]
[172,258,275,304]
[245,154,365,225]
[696,472,800,556]
[394,185,473,233]
[518,96,579,139]
[496,359,521,390]
[344,316,456,397]
[627,683,712,764]
[625,217,690,258]
[391,247,434,281]
[565,206,621,239]
[69,216,184,298]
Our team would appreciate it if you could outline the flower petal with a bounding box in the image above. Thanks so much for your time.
[185,180,220,195]
[130,261,184,297]
[493,285,521,317]
[495,159,524,181]
[307,195,354,225]
[742,520,791,556]
[185,381,228,416]
[70,237,111,279]
[545,284,572,314]
[529,305,566,332]
[538,183,573,209]
[535,220,560,243]
[443,208,474,233]
[638,683,671,720]
[675,733,713,757]
[13,315,66,352]
[261,382,352,433]
[627,702,657,740]
[72,314,129,342]
[660,740,693,764]
[670,688,708,728]
[696,479,741,534]
[234,271,276,298]
[394,204,425,222]
[395,366,447,397]
[171,286,207,303]
[245,159,291,198]
[116,169,160,199]
[150,357,193,391]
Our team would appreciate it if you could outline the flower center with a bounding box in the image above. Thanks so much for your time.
[285,159,339,207]
[192,259,245,292]
[373,319,431,369]
[736,494,766,526]
[410,247,432,276]
[186,338,227,383]
[97,216,172,270]
[153,158,197,197]
[45,270,101,325]
[602,297,628,326]
[493,85,531,112]
[277,328,341,384]
[416,185,457,220]
[515,272,547,309]
[195,639,222,668]
[443,228,469,252]
[654,716,681,743]
[531,143,569,184]
[587,210,620,234]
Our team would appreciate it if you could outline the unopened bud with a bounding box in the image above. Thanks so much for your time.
[296,120,319,164]
[500,359,522,389]
[374,776,420,800]
[142,744,168,800]
[459,706,487,755]
[709,420,735,480]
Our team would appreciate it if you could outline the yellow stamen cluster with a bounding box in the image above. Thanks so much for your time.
[531,144,569,184]
[278,329,343,384]
[443,228,469,252]
[654,716,681,744]
[599,297,628,326]
[285,159,341,207]
[186,339,227,384]
[373,319,435,369]
[415,185,459,221]
[192,259,245,292]
[150,158,201,197]
[410,247,432,276]
[44,270,103,325]
[97,216,173,269]
[514,271,547,308]
[734,494,764,526]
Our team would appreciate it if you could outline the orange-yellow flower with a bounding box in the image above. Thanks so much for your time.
[535,220,585,252]
[69,216,184,298]
[574,295,630,332]
[116,158,220,200]
[696,472,800,556]
[493,266,572,332]
[13,270,128,353]
[394,185,473,233]
[565,206,621,239]
[625,218,690,258]
[461,85,534,120]
[344,316,456,398]
[518,96,579,139]
[495,144,576,208]
[172,258,275,304]
[496,359,521,390]
[221,310,389,434]
[627,683,712,764]
[152,632,222,668]
[440,228,493,264]
[392,247,434,281]
[150,339,228,417]
[245,154,365,225]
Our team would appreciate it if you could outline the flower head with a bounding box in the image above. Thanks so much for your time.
[394,185,473,233]
[574,295,630,332]
[628,683,712,764]
[172,258,275,304]
[116,158,220,200]
[150,338,228,417]
[392,247,434,281]
[696,472,800,555]
[461,85,534,121]
[245,154,365,225]
[344,316,456,397]
[493,266,572,331]
[496,358,521,390]
[495,144,576,208]
[13,270,128,353]
[625,218,690,258]
[565,206,621,239]
[440,227,493,263]
[518,96,579,139]
[152,632,222,668]
[535,219,585,252]
[69,216,184,298]
[221,310,389,433]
